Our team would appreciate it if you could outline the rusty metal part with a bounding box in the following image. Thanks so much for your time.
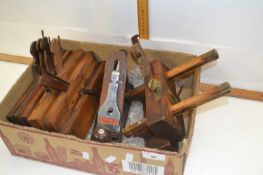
[200,83,263,102]
[2,52,261,101]
[80,88,100,97]
[92,127,112,143]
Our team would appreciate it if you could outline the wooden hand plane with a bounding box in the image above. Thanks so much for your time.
[92,50,128,143]
[123,35,231,151]
[7,32,106,140]
[7,32,68,126]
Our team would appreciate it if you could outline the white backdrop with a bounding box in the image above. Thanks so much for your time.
[0,0,262,90]
[0,1,263,175]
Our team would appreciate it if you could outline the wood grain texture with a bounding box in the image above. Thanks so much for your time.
[170,82,231,114]
[7,79,38,125]
[0,53,32,65]
[28,50,84,129]
[61,62,105,138]
[145,60,185,143]
[200,83,263,102]
[1,53,262,102]
[126,49,219,100]
[43,51,96,131]
[165,49,218,79]
[50,38,64,73]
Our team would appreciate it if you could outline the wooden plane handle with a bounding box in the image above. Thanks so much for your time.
[131,35,152,81]
[169,82,231,114]
[165,49,218,79]
[125,85,145,100]
[200,83,263,102]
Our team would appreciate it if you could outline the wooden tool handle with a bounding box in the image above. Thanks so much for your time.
[131,35,152,81]
[200,83,263,102]
[169,82,231,114]
[165,49,218,78]
[125,85,145,100]
[38,72,69,92]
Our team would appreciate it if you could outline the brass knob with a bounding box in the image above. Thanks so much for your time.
[148,79,161,93]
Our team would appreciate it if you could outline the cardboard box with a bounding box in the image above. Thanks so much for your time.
[0,40,200,175]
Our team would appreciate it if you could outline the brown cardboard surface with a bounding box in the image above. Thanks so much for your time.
[0,40,199,175]
[0,67,33,122]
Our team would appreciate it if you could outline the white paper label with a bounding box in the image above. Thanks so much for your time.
[142,151,166,162]
[82,152,89,160]
[105,155,116,163]
[122,160,164,175]
[125,153,134,162]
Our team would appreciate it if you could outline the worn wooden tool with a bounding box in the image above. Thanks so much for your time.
[41,33,56,75]
[27,33,105,137]
[124,82,231,151]
[6,34,130,141]
[122,35,230,151]
[92,50,128,143]
[38,71,69,92]
[28,49,85,129]
[50,36,64,73]
[44,52,98,132]
[60,62,105,139]
[38,33,69,92]
[27,38,78,128]
[6,80,43,126]
[6,34,69,126]
[6,40,46,125]
[170,82,231,114]
[126,36,219,100]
